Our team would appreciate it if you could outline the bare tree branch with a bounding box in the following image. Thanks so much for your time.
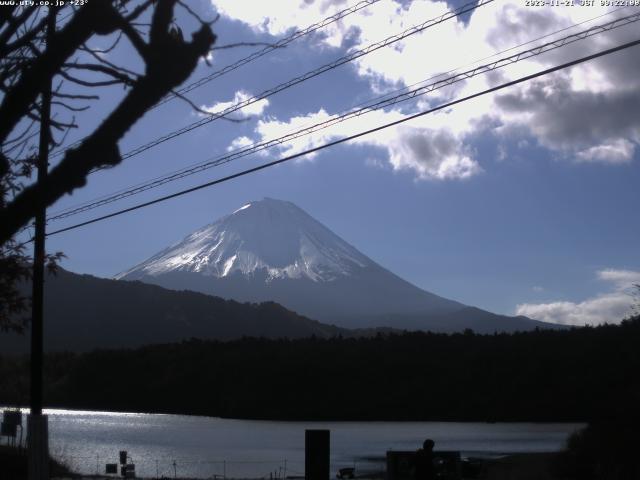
[177,1,217,26]
[79,44,143,78]
[124,0,155,22]
[0,6,39,54]
[83,31,124,55]
[0,2,125,143]
[52,118,74,147]
[0,12,47,60]
[169,88,249,123]
[51,101,90,112]
[59,69,129,88]
[1,117,38,147]
[63,62,138,85]
[53,92,100,100]
[0,0,216,244]
[117,15,150,60]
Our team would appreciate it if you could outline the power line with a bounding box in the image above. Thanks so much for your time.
[44,37,640,238]
[116,0,494,161]
[48,5,633,220]
[46,10,640,222]
[48,0,383,158]
[50,0,495,167]
[47,10,639,221]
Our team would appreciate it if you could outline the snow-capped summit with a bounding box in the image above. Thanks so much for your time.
[116,198,372,283]
[117,198,554,333]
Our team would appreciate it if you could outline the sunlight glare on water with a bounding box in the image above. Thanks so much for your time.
[3,408,582,479]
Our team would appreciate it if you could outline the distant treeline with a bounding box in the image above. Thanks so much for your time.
[1,317,639,421]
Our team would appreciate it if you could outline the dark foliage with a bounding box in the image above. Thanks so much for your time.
[0,445,75,480]
[0,243,31,333]
[0,247,63,333]
[1,316,638,421]
[553,418,640,480]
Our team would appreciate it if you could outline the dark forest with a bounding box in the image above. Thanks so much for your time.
[1,316,638,421]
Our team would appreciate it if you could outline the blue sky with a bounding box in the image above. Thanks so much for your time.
[35,0,640,324]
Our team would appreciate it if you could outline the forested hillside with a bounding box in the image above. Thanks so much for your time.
[0,269,345,353]
[1,317,638,421]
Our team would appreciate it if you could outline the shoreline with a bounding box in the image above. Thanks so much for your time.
[1,405,588,424]
[46,454,564,480]
[2,445,564,480]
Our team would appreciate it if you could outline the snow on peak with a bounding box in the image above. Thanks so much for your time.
[116,198,373,283]
[233,203,252,213]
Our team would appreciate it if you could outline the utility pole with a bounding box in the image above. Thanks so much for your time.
[28,6,56,480]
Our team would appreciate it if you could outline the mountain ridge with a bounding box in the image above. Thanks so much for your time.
[0,268,347,354]
[117,198,557,332]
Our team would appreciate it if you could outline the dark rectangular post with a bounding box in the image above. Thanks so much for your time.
[305,429,330,480]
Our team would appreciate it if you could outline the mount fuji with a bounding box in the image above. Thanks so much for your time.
[117,198,555,333]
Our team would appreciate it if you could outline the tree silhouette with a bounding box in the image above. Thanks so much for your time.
[0,0,216,330]
[631,283,640,318]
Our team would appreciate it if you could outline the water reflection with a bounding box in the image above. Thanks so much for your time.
[3,408,582,479]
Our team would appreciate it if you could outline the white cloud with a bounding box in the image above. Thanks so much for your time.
[597,269,640,288]
[227,136,254,152]
[201,90,269,118]
[576,139,635,165]
[212,0,361,47]
[254,109,337,159]
[516,295,632,327]
[241,105,482,180]
[215,1,640,176]
[516,268,640,326]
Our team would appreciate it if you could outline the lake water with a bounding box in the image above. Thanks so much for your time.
[3,409,582,478]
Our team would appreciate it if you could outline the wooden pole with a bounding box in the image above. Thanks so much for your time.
[28,6,55,480]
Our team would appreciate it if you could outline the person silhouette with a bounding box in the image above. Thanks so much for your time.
[414,439,436,480]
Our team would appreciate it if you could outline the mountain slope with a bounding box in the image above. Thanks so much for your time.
[0,269,346,354]
[117,198,555,332]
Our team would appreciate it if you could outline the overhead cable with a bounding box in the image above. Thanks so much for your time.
[49,4,633,219]
[48,0,383,158]
[50,0,495,165]
[44,37,640,238]
[46,10,640,222]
